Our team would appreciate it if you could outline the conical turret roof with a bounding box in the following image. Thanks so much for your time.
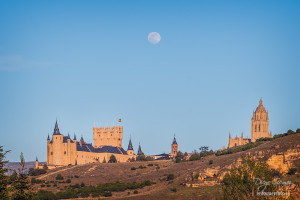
[53,120,61,135]
[127,138,133,150]
[172,135,177,145]
[137,143,143,155]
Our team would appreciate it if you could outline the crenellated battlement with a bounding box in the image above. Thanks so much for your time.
[93,126,123,148]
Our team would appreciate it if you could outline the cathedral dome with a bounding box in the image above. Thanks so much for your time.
[255,99,266,113]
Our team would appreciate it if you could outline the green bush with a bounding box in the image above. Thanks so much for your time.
[167,174,175,181]
[33,190,56,200]
[138,165,146,169]
[288,168,297,175]
[256,137,273,142]
[55,189,77,199]
[66,179,71,183]
[209,160,213,165]
[147,163,153,166]
[74,175,79,178]
[296,128,300,133]
[131,167,136,170]
[108,155,117,163]
[156,166,160,170]
[133,190,138,194]
[170,187,177,192]
[56,174,64,180]
[28,168,47,176]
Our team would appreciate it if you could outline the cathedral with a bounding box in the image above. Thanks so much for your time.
[228,99,272,148]
[46,121,136,168]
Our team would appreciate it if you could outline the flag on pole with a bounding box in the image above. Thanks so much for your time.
[118,118,122,122]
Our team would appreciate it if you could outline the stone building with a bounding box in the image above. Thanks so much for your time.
[47,121,136,168]
[251,99,272,142]
[228,132,250,148]
[228,99,272,148]
[171,135,178,157]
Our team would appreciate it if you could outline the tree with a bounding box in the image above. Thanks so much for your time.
[9,170,18,184]
[0,146,10,200]
[222,156,276,200]
[12,152,33,200]
[296,128,300,133]
[108,155,117,163]
[175,151,185,163]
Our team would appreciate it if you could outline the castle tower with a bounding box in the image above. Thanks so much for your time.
[171,135,178,157]
[251,99,272,142]
[51,120,64,166]
[127,137,134,156]
[35,156,39,169]
[93,126,123,148]
[137,143,143,155]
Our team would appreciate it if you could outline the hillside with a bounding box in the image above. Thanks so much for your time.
[32,133,300,199]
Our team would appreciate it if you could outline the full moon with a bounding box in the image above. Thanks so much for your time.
[148,32,161,44]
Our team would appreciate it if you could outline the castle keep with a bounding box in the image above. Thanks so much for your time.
[228,99,272,148]
[47,121,136,168]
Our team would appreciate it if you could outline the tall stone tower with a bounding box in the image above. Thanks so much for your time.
[93,126,123,148]
[171,135,178,157]
[251,99,272,142]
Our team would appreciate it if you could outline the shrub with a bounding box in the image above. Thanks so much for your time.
[28,168,47,176]
[80,182,85,187]
[33,190,56,200]
[288,168,297,175]
[131,167,136,170]
[209,160,213,165]
[56,174,64,180]
[133,190,138,194]
[170,187,177,192]
[108,155,117,163]
[256,137,273,142]
[156,166,160,170]
[66,179,71,183]
[147,163,153,166]
[41,184,45,187]
[74,175,79,178]
[296,128,300,133]
[138,165,146,169]
[167,174,175,181]
[31,177,37,184]
[194,173,199,180]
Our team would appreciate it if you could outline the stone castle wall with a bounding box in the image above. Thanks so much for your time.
[93,126,123,148]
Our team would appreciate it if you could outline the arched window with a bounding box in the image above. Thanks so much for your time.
[259,125,260,132]
[255,125,257,132]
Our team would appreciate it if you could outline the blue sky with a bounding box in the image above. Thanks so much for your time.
[0,1,299,162]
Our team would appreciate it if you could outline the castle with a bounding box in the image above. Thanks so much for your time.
[46,121,136,168]
[228,99,272,148]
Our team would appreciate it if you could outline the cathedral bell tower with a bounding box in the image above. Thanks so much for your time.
[171,135,178,157]
[251,99,272,142]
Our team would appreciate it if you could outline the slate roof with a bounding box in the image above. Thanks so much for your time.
[127,138,133,150]
[77,142,127,154]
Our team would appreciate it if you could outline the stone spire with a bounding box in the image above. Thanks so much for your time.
[47,133,50,140]
[80,135,84,143]
[36,156,38,161]
[137,143,143,155]
[229,132,231,139]
[73,133,76,140]
[241,132,243,138]
[53,120,61,135]
[172,135,177,145]
[127,137,133,150]
[67,133,70,139]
